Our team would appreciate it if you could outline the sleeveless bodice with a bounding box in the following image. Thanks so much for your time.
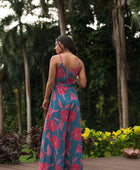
[55,57,80,86]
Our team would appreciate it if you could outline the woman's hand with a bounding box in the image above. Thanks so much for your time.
[42,98,49,110]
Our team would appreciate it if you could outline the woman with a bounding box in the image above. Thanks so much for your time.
[39,35,87,170]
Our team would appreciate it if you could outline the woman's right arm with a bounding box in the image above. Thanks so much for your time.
[77,61,87,88]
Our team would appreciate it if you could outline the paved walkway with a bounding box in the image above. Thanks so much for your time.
[0,156,140,170]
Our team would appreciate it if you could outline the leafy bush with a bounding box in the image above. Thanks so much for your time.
[27,126,43,161]
[0,131,27,164]
[82,126,140,158]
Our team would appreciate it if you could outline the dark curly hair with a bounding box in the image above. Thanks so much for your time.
[56,35,77,55]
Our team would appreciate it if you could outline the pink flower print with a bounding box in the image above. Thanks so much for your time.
[71,128,81,141]
[76,144,82,153]
[58,98,63,108]
[59,121,64,131]
[70,163,81,170]
[57,86,66,95]
[63,131,66,141]
[47,108,53,119]
[40,151,42,158]
[72,67,79,77]
[76,105,79,111]
[67,123,71,132]
[70,92,77,100]
[50,135,61,149]
[47,120,58,133]
[80,159,83,165]
[43,121,47,132]
[55,165,62,170]
[39,162,48,170]
[46,132,50,139]
[66,159,70,165]
[73,157,77,162]
[65,141,71,152]
[68,110,76,122]
[47,144,51,156]
[60,109,68,122]
[56,67,65,79]
[67,76,74,84]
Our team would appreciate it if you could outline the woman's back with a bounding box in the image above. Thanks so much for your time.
[55,53,81,85]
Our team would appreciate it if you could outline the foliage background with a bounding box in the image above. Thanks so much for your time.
[0,0,140,134]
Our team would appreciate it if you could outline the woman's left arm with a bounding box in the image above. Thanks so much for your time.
[42,56,57,110]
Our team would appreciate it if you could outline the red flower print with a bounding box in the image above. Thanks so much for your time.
[47,120,58,133]
[47,108,53,119]
[47,144,51,156]
[56,67,65,79]
[60,110,68,122]
[59,121,64,131]
[50,135,61,149]
[67,76,74,84]
[76,144,82,153]
[58,98,63,108]
[65,141,71,152]
[40,151,42,158]
[43,121,47,132]
[57,86,66,95]
[53,90,56,100]
[70,92,77,100]
[63,131,66,141]
[70,163,81,170]
[80,159,83,165]
[66,159,70,165]
[39,162,48,170]
[46,132,50,139]
[71,128,81,141]
[55,165,62,170]
[68,110,76,122]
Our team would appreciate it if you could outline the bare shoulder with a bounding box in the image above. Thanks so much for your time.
[50,55,58,63]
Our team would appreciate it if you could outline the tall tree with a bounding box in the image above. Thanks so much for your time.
[2,0,33,133]
[0,66,4,132]
[112,0,129,128]
[40,0,67,35]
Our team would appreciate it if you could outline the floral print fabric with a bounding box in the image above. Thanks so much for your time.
[39,56,83,170]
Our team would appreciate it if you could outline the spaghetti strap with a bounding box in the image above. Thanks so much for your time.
[78,59,81,65]
[59,54,63,63]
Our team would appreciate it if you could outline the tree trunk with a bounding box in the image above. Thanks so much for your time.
[54,0,67,35]
[17,87,22,135]
[112,0,129,129]
[0,82,3,132]
[22,43,32,133]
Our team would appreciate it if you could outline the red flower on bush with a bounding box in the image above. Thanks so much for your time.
[47,120,58,133]
[50,135,61,149]
[69,163,81,170]
[71,128,81,141]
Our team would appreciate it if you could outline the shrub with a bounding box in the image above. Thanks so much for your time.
[26,126,43,161]
[0,131,27,164]
[82,126,140,158]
